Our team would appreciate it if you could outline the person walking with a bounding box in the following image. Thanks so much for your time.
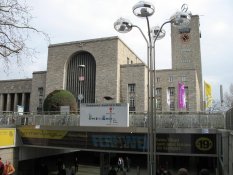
[57,158,66,175]
[117,157,124,172]
[0,157,4,175]
[117,167,126,175]
[74,156,79,174]
[125,157,130,172]
[3,161,15,175]
[108,166,117,175]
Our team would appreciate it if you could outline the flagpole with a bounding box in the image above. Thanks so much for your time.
[204,81,206,112]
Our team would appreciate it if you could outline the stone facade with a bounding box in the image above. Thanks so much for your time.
[0,79,31,112]
[30,71,47,112]
[171,15,203,111]
[120,64,148,112]
[0,15,203,113]
[45,37,144,107]
[156,69,200,112]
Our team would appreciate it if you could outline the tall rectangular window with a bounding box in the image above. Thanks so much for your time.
[39,99,43,108]
[167,87,175,111]
[156,98,162,110]
[170,100,175,111]
[128,84,136,112]
[156,88,162,96]
[127,57,130,64]
[129,97,135,111]
[155,88,162,111]
[128,84,135,93]
[38,87,44,96]
[169,76,173,82]
[181,76,186,82]
[168,87,175,96]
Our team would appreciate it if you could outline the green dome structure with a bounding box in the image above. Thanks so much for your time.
[43,90,77,112]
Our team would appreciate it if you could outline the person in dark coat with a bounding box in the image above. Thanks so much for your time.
[108,166,117,175]
[0,157,4,175]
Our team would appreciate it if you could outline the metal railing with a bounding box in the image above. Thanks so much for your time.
[0,111,225,129]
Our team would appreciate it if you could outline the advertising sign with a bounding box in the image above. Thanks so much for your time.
[18,128,216,155]
[156,134,216,154]
[17,105,24,115]
[0,128,16,148]
[80,103,129,127]
[60,106,70,115]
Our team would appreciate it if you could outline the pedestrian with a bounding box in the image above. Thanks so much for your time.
[0,158,4,175]
[125,157,130,172]
[177,168,188,175]
[117,157,124,172]
[117,167,126,175]
[4,161,15,175]
[57,158,66,175]
[108,166,117,175]
[66,164,73,175]
[74,156,79,173]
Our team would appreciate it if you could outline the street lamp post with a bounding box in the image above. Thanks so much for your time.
[114,2,191,175]
[78,64,85,109]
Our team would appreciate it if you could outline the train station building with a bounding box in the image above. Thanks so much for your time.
[0,15,203,114]
[1,15,232,175]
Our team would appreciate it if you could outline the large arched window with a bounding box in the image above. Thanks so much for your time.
[66,51,96,108]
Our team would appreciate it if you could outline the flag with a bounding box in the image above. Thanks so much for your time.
[204,81,212,108]
[178,82,186,109]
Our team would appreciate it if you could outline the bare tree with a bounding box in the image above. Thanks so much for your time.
[0,0,49,68]
[224,84,233,108]
[207,99,228,113]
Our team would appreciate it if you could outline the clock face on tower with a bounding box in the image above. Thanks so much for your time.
[180,33,190,43]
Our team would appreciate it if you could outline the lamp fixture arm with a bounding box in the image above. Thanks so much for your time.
[153,20,171,45]
[132,25,149,47]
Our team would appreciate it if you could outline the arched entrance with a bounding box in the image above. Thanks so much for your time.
[66,51,96,109]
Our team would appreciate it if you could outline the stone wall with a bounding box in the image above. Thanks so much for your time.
[0,79,31,94]
[30,71,47,112]
[171,15,203,111]
[45,36,145,107]
[120,64,148,112]
[156,69,200,112]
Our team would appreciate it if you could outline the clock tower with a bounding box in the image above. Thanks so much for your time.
[171,15,203,110]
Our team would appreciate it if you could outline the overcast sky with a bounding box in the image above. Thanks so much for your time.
[0,0,233,100]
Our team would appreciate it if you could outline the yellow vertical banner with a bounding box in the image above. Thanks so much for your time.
[0,128,16,148]
[204,81,212,108]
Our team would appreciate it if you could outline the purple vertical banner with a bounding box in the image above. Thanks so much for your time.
[178,82,186,109]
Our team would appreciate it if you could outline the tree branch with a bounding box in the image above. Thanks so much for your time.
[0,0,50,68]
[0,44,23,53]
